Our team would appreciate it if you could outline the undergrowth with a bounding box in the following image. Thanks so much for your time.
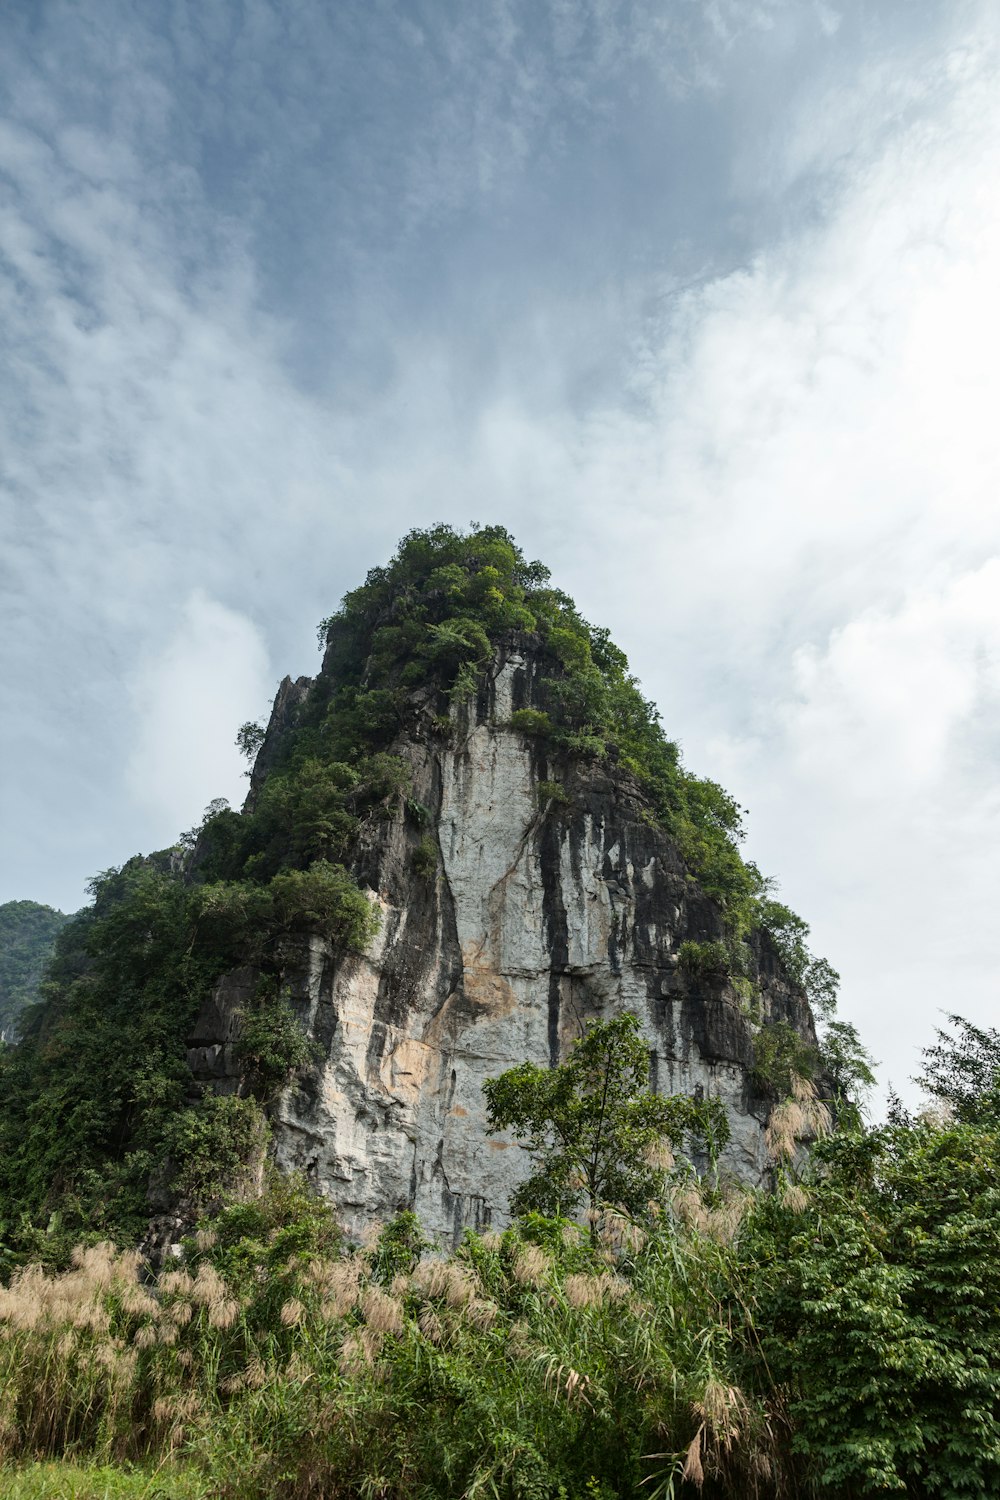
[0,1187,785,1500]
[3,1089,998,1500]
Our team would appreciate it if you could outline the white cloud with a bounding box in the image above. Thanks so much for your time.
[781,561,1000,799]
[3,0,997,1105]
[125,593,272,841]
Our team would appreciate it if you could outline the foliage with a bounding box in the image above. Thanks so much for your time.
[740,1114,1000,1496]
[235,722,266,762]
[234,986,314,1099]
[307,524,792,942]
[483,1013,730,1227]
[0,1461,209,1498]
[510,708,553,737]
[757,903,874,1113]
[0,865,230,1255]
[0,849,375,1261]
[915,1012,1000,1124]
[162,1095,269,1213]
[0,523,846,1272]
[752,1020,819,1100]
[757,902,840,1020]
[411,836,438,877]
[187,1169,343,1290]
[0,1200,779,1500]
[678,939,731,981]
[367,1210,428,1284]
[817,1019,877,1118]
[0,901,70,1041]
[2,1012,995,1500]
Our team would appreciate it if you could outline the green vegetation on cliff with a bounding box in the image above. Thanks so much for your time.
[483,1012,730,1225]
[0,901,69,1041]
[1,525,993,1497]
[310,523,758,916]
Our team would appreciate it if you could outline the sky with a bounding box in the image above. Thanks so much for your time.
[2,0,999,1107]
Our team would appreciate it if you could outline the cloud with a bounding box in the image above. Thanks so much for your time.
[125,593,272,841]
[781,562,1000,799]
[2,0,996,1102]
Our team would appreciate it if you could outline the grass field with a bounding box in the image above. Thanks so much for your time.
[0,1462,211,1499]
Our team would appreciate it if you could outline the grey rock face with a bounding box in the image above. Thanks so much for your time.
[189,641,816,1245]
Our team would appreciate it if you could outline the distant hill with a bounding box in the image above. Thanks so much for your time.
[0,900,70,1040]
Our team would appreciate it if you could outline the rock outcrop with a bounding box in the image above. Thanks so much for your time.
[189,639,816,1245]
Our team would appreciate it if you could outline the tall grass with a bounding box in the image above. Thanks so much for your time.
[0,1187,792,1499]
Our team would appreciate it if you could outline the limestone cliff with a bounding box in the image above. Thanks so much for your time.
[188,636,817,1245]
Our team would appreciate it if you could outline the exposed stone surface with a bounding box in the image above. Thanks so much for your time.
[188,640,817,1245]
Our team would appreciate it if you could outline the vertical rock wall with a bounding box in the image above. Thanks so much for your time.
[190,642,816,1244]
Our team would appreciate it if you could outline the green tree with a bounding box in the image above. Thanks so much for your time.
[483,1012,729,1231]
[742,1113,1000,1497]
[916,1012,1000,1124]
[819,1017,877,1120]
[235,720,266,763]
[235,984,315,1098]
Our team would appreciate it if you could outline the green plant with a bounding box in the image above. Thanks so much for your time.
[411,836,438,878]
[740,1112,1000,1496]
[483,1012,730,1229]
[162,1094,268,1212]
[235,722,266,763]
[0,901,70,1042]
[189,1168,342,1285]
[916,1012,1000,1124]
[367,1211,429,1283]
[757,900,840,1019]
[405,798,431,827]
[751,1019,818,1099]
[509,708,553,737]
[0,1201,785,1499]
[535,779,567,806]
[0,1461,210,1497]
[235,986,315,1099]
[818,1019,877,1118]
[677,939,730,980]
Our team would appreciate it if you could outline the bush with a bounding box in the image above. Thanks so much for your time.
[740,1115,1000,1496]
[509,708,552,737]
[0,1205,783,1498]
[162,1095,268,1212]
[235,987,315,1099]
[411,837,438,878]
[752,1019,818,1099]
[678,939,731,980]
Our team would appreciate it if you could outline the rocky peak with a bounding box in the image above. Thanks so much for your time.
[190,633,817,1244]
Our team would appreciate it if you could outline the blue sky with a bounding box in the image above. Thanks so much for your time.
[3,0,999,1103]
